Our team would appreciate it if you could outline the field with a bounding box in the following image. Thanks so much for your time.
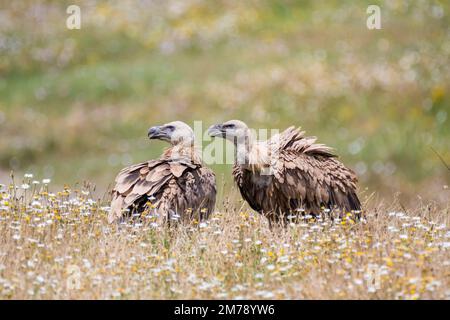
[0,1,449,300]
[0,181,449,299]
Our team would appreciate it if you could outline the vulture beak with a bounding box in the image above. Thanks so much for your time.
[207,124,224,138]
[148,126,165,140]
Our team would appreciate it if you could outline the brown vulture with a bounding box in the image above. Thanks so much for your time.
[208,120,361,225]
[109,121,216,224]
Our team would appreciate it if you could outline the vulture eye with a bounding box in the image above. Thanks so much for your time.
[223,124,235,129]
[165,125,175,131]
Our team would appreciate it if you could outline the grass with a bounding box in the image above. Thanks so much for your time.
[0,0,449,300]
[0,178,449,299]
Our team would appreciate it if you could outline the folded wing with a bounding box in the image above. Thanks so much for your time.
[109,160,216,223]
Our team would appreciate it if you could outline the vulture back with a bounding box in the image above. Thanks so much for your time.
[109,158,216,224]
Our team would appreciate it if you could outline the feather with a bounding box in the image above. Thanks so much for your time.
[170,162,188,178]
[124,192,140,206]
[132,179,153,196]
[109,193,124,223]
[145,164,170,182]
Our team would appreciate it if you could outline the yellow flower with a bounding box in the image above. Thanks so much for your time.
[383,257,394,267]
[431,85,445,102]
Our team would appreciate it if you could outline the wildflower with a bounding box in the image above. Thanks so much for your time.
[83,259,92,269]
[36,275,45,284]
[367,286,377,293]
[42,179,51,184]
[262,291,275,298]
[388,226,399,233]
[21,184,30,190]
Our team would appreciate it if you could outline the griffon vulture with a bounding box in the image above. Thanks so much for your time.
[208,120,361,224]
[109,121,216,224]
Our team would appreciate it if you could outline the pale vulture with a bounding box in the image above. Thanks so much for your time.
[208,120,361,224]
[109,121,216,224]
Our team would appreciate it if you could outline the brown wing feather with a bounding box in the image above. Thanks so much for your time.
[275,152,360,214]
[109,156,216,223]
[170,162,188,178]
[233,127,360,223]
[173,167,217,221]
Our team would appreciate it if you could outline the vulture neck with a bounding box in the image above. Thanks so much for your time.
[162,142,202,165]
[234,134,271,173]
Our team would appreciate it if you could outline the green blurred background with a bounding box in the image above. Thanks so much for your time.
[0,0,449,204]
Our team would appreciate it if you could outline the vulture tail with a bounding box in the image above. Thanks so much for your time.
[327,189,362,219]
[347,191,361,211]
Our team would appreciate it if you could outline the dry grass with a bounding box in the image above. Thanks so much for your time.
[0,177,449,300]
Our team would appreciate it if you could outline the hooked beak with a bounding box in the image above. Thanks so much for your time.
[207,124,224,138]
[148,126,165,140]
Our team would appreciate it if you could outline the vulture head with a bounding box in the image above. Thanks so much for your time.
[208,120,251,144]
[148,121,194,146]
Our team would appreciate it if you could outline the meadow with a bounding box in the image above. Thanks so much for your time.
[0,179,449,299]
[0,0,449,299]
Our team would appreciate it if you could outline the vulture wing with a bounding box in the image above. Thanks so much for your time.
[174,166,217,221]
[272,127,360,214]
[109,160,216,223]
[233,127,360,220]
[274,151,360,214]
